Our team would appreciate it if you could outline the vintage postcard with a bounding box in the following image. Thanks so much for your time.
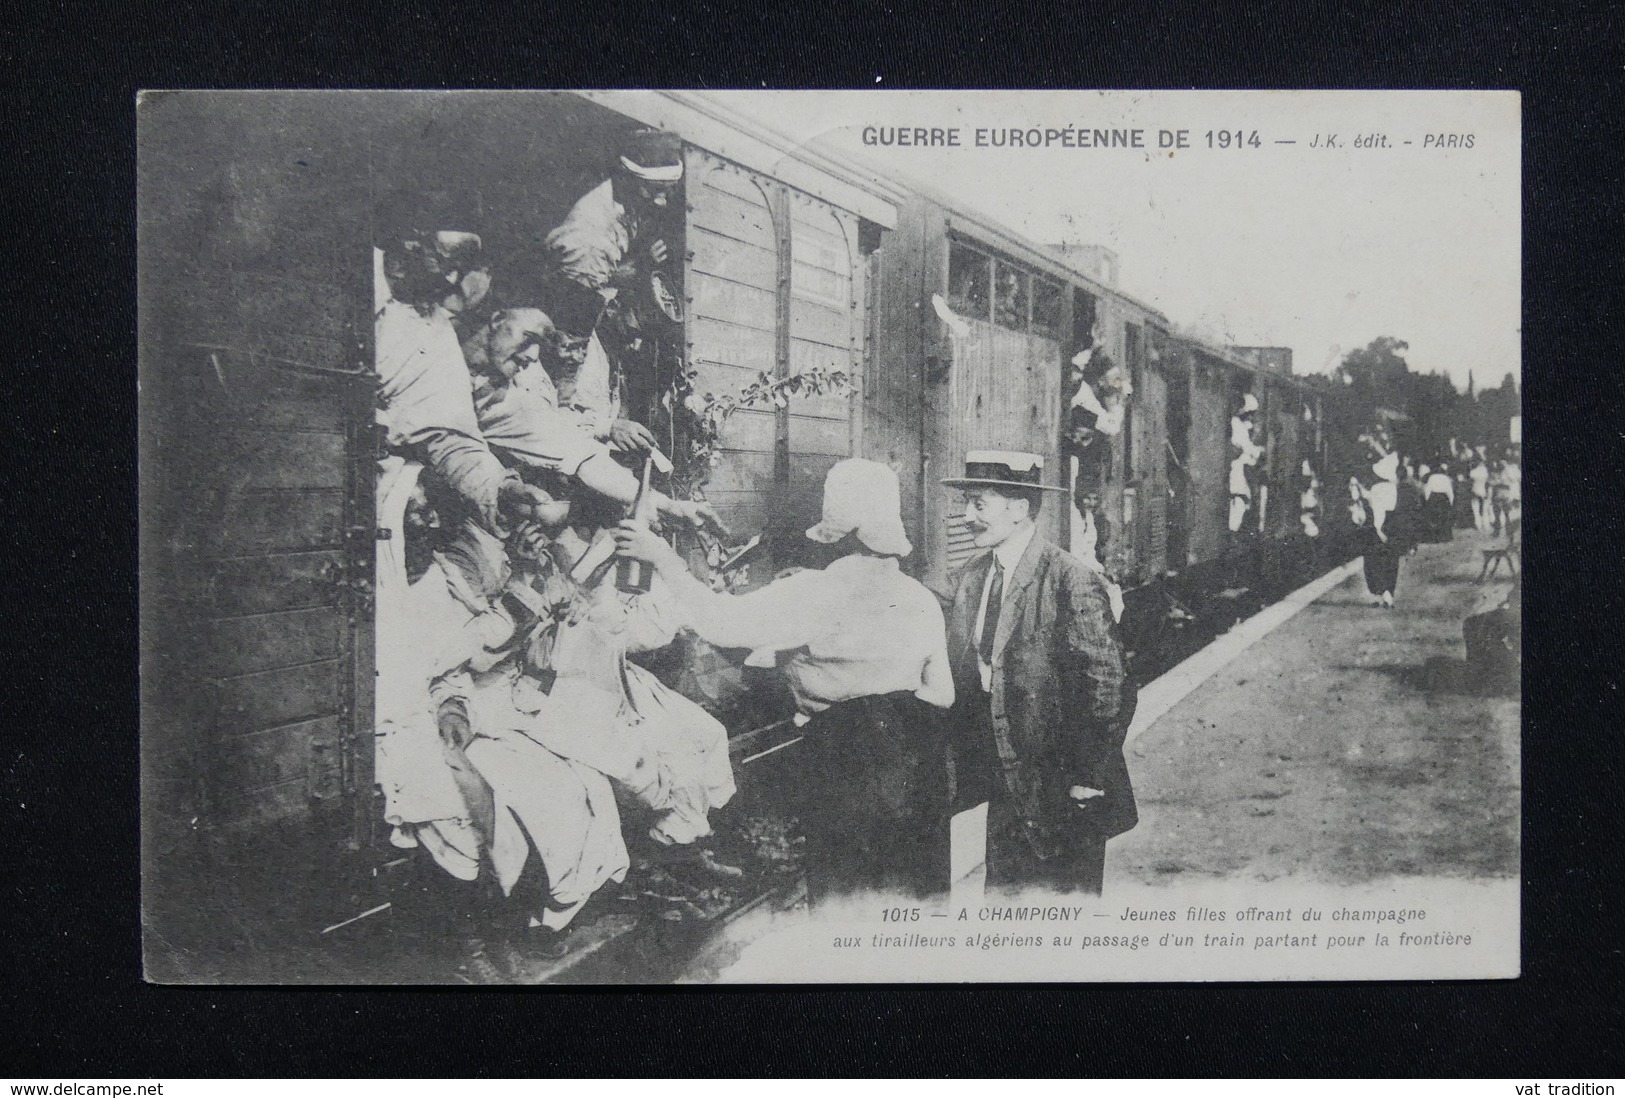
[138,89,1520,984]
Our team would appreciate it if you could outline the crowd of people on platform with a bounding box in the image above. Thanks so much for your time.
[1345,427,1522,610]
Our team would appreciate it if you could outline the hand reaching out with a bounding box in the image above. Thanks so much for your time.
[612,519,683,571]
[656,497,730,539]
[608,418,657,453]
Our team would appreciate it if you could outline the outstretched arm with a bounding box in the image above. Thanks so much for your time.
[571,454,728,537]
[611,519,819,652]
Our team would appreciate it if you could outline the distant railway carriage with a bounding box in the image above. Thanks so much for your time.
[139,91,1359,956]
[864,182,1350,629]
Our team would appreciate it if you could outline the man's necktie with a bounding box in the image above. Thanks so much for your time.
[979,555,1004,665]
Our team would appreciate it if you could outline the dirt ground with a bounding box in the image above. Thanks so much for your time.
[1109,530,1520,887]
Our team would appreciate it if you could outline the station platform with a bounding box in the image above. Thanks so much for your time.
[1107,530,1520,886]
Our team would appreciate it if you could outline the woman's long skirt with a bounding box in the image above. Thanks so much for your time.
[1364,531,1403,597]
[798,691,951,908]
[1420,494,1455,543]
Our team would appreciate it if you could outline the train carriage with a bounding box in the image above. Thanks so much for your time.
[860,185,1170,592]
[867,189,1297,571]
[858,176,1361,675]
[139,91,904,959]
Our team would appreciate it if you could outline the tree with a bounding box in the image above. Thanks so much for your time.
[1337,337,1413,414]
[1475,372,1521,448]
[1408,370,1461,459]
[1329,335,1519,461]
[1335,337,1482,459]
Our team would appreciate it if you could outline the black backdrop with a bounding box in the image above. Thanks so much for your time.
[8,0,1622,1078]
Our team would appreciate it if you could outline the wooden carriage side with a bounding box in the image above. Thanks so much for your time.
[880,196,1087,591]
[140,92,379,971]
[141,94,909,951]
[682,149,870,574]
[933,224,1068,578]
[1183,346,1238,577]
[866,182,1204,596]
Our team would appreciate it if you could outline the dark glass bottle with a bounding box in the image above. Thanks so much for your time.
[615,455,656,594]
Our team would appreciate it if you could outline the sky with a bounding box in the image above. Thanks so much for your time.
[702,90,1521,392]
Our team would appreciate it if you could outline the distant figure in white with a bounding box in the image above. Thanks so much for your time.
[1228,393,1263,533]
[1069,483,1125,623]
[1299,459,1321,538]
[1468,447,1492,533]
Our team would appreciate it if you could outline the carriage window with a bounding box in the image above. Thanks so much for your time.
[1031,276,1063,338]
[993,260,1029,330]
[1125,322,1143,371]
[947,242,991,322]
[1073,287,1098,350]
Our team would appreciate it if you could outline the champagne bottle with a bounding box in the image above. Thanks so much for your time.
[616,454,656,594]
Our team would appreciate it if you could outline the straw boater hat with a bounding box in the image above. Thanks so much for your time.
[805,458,913,557]
[941,450,1068,493]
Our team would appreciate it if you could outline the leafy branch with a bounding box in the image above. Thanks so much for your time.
[663,362,853,494]
[655,361,852,589]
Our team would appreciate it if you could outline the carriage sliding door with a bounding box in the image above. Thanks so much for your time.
[140,93,378,960]
[683,149,861,582]
[933,238,1065,588]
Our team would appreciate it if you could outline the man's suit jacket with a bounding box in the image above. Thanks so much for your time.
[947,533,1138,854]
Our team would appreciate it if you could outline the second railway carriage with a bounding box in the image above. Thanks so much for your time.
[862,179,1353,673]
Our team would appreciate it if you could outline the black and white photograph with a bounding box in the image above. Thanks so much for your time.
[138,89,1520,985]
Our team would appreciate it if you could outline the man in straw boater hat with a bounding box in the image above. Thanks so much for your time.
[542,127,686,456]
[942,451,1138,896]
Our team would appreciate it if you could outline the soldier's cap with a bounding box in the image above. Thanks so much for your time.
[619,129,684,183]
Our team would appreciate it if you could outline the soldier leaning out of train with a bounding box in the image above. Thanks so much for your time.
[374,187,552,537]
[1299,459,1322,538]
[1067,347,1130,443]
[374,457,739,953]
[375,202,722,545]
[1228,394,1263,534]
[455,304,723,538]
[541,128,686,455]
